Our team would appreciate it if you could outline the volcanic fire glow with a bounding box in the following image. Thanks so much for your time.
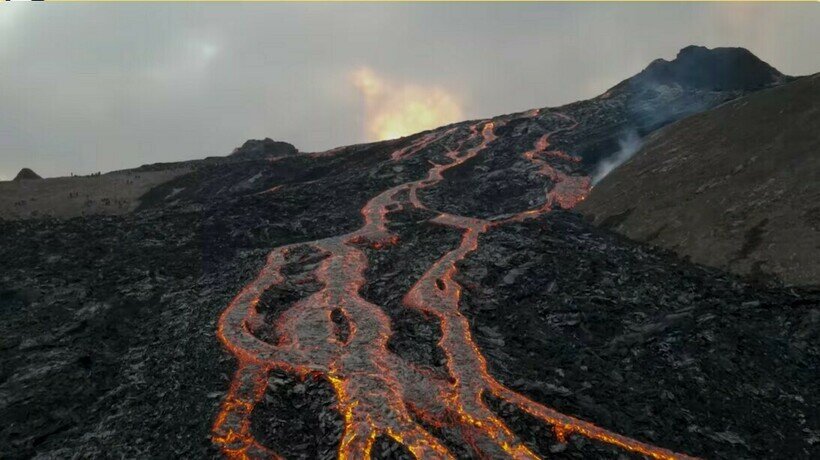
[352,67,463,141]
[212,112,697,459]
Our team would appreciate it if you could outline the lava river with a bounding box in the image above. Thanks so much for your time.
[212,112,697,460]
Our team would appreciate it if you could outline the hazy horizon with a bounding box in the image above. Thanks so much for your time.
[1,3,818,180]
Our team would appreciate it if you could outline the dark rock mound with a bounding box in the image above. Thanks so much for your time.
[12,168,42,181]
[568,45,791,172]
[230,138,298,160]
[631,45,787,91]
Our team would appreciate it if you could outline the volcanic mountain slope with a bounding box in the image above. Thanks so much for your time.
[0,46,817,460]
[578,73,820,286]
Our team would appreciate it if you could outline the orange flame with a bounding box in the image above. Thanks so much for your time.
[352,67,463,142]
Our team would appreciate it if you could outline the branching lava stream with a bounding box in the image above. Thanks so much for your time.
[212,114,697,459]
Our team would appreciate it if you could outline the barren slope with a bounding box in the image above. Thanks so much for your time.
[578,74,820,286]
[0,168,191,219]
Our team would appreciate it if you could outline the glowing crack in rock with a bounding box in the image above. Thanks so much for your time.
[212,113,697,459]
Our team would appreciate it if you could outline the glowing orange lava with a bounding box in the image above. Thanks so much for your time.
[352,67,463,142]
[213,114,697,459]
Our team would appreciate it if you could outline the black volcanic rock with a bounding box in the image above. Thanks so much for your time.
[633,45,787,91]
[12,168,42,181]
[230,138,298,160]
[548,46,791,170]
[455,212,819,459]
[419,46,790,214]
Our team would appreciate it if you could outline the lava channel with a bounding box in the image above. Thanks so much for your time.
[212,117,697,460]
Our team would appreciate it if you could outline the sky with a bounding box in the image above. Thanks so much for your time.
[1,3,818,180]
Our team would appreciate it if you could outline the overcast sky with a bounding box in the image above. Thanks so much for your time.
[1,3,818,180]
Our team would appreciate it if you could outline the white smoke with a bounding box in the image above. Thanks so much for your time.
[592,130,643,185]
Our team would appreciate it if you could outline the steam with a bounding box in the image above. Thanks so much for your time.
[351,67,463,142]
[592,130,642,185]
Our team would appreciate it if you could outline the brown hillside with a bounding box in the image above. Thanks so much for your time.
[578,74,820,286]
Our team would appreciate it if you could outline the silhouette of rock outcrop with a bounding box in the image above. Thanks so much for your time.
[230,138,298,160]
[13,168,42,181]
[623,45,788,92]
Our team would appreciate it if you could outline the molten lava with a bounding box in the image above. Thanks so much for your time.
[213,112,697,459]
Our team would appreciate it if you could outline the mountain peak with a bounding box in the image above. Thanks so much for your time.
[13,168,42,181]
[633,45,787,91]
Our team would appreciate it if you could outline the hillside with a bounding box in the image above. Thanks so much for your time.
[1,47,816,460]
[0,139,297,220]
[579,74,820,286]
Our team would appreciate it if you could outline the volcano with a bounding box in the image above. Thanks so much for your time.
[0,47,816,460]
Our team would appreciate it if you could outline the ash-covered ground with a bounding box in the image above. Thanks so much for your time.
[1,47,816,459]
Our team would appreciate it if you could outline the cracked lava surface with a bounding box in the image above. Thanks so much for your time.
[212,113,697,460]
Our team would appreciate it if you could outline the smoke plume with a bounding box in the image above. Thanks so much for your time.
[592,130,643,185]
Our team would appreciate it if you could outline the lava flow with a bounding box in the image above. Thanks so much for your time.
[212,113,697,459]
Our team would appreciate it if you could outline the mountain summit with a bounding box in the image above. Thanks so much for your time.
[632,45,788,91]
[12,168,42,181]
